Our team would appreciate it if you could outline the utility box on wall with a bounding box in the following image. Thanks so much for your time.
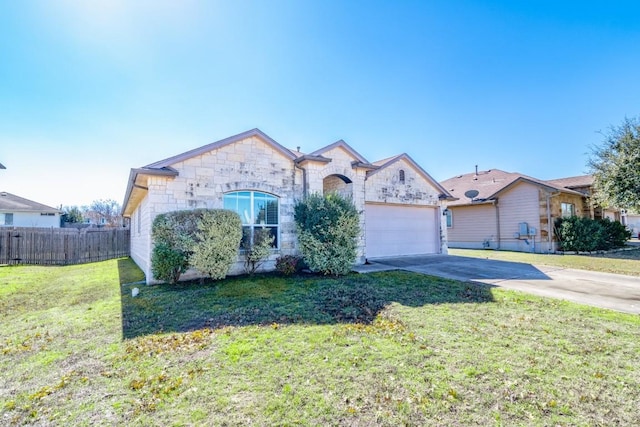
[513,222,529,239]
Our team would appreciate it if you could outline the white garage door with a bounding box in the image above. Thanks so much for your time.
[365,204,439,258]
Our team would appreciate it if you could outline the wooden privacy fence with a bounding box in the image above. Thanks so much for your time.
[0,227,130,266]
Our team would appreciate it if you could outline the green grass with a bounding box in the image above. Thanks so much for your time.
[2,259,640,426]
[450,247,640,276]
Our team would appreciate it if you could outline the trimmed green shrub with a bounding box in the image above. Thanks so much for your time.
[294,193,360,276]
[599,217,632,249]
[275,255,303,276]
[243,227,275,275]
[190,210,243,280]
[151,210,203,284]
[555,216,603,252]
[555,216,631,252]
[151,242,188,284]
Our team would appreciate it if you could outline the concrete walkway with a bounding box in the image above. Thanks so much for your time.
[354,254,640,314]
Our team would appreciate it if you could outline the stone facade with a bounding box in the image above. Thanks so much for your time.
[123,129,451,283]
[365,156,442,206]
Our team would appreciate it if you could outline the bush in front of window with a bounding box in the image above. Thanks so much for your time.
[294,193,360,276]
[243,227,275,275]
[275,255,304,276]
[151,209,242,283]
[554,216,631,251]
[190,209,243,280]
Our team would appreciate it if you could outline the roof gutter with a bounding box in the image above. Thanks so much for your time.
[121,167,179,216]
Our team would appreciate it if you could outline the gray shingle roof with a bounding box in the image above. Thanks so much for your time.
[0,192,60,212]
[441,169,584,206]
[545,175,593,189]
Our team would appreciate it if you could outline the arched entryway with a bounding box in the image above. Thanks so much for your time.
[323,174,353,199]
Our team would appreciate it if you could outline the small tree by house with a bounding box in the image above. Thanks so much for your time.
[294,192,360,276]
[62,206,84,224]
[243,227,275,275]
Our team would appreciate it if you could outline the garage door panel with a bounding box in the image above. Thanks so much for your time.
[365,204,438,258]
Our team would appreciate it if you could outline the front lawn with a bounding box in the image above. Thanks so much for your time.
[450,247,640,276]
[2,259,639,426]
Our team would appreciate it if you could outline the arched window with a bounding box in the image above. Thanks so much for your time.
[223,191,279,248]
[399,169,405,184]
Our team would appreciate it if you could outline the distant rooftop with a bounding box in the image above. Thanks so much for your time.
[441,169,585,206]
[0,192,60,213]
[545,175,593,189]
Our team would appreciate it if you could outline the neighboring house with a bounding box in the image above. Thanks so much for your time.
[122,128,454,283]
[440,169,592,253]
[0,192,62,228]
[545,175,621,221]
[83,210,122,228]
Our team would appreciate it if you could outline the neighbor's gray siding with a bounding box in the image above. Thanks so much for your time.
[447,203,498,249]
[497,182,542,252]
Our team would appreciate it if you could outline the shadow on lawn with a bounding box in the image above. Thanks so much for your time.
[588,247,640,261]
[119,267,496,340]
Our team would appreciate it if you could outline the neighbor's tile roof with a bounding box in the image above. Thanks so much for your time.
[0,192,60,212]
[440,169,583,206]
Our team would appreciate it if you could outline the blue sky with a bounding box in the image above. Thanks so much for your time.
[1,0,639,208]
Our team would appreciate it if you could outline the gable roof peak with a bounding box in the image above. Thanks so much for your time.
[145,128,296,169]
[309,140,369,164]
[368,153,454,200]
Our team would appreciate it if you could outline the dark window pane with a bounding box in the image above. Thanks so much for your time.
[267,226,278,248]
[266,200,278,224]
[241,226,251,249]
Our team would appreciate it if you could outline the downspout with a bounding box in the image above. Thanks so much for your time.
[546,191,561,253]
[494,199,500,250]
[294,163,307,197]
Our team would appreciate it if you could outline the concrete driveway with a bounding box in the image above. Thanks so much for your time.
[360,254,640,314]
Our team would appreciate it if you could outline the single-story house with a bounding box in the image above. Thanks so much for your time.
[0,192,62,228]
[440,169,603,253]
[122,128,454,283]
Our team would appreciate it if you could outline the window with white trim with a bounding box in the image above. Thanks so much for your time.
[223,191,279,248]
[561,202,575,218]
[3,213,13,226]
[399,169,405,184]
[445,209,453,228]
